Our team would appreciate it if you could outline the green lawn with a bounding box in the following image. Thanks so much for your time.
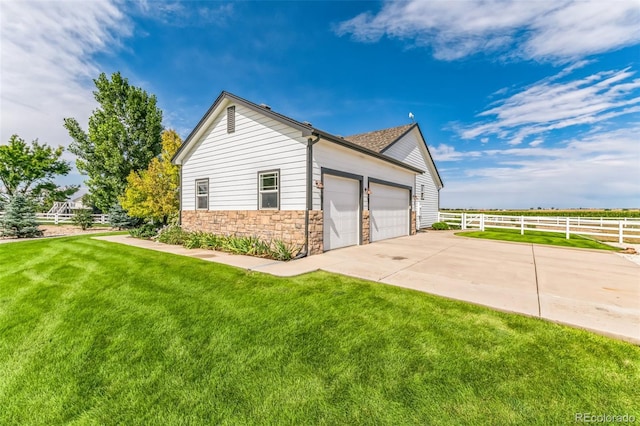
[456,228,621,251]
[1,236,638,425]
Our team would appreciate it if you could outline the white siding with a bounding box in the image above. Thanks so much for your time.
[312,140,415,211]
[181,103,307,210]
[383,129,440,228]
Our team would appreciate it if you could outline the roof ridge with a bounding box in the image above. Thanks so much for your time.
[344,123,414,139]
[343,123,416,153]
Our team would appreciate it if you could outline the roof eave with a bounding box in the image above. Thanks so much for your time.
[379,123,418,154]
[413,124,444,189]
[313,130,424,174]
[172,91,313,165]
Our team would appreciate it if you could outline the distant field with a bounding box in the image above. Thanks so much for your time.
[442,210,640,218]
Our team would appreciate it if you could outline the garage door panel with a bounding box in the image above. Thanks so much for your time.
[370,183,409,242]
[323,175,360,251]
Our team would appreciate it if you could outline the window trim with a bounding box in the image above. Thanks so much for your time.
[257,169,280,210]
[195,178,209,210]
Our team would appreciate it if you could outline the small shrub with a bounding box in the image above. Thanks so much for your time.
[431,222,450,230]
[71,208,94,230]
[156,225,188,245]
[0,194,43,238]
[109,204,140,230]
[269,240,299,261]
[129,223,158,239]
[248,237,270,257]
[174,230,298,261]
[225,235,253,254]
[183,231,206,249]
[201,233,222,250]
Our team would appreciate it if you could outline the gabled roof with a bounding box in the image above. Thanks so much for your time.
[347,122,443,189]
[345,124,415,153]
[172,91,424,174]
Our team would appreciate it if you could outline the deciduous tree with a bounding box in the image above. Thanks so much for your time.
[120,129,181,225]
[64,72,163,212]
[0,135,75,206]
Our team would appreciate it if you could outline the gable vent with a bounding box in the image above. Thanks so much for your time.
[227,106,235,133]
[260,103,271,110]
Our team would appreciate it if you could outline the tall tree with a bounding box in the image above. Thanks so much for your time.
[0,134,75,205]
[120,129,182,225]
[64,72,163,212]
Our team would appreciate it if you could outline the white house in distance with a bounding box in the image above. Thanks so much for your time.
[172,91,443,255]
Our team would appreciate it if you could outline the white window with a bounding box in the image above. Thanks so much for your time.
[258,170,279,209]
[196,179,209,210]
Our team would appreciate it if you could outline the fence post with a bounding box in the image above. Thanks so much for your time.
[480,214,485,232]
[565,217,570,239]
[54,213,59,225]
[462,212,467,230]
[520,216,524,235]
[619,222,623,244]
[437,211,441,222]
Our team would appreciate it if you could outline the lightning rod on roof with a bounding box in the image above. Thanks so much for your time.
[409,112,415,123]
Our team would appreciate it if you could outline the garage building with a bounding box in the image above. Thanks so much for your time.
[172,91,443,256]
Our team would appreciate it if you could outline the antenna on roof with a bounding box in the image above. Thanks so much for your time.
[408,112,415,123]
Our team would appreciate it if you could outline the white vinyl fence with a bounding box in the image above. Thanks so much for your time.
[0,212,109,225]
[437,212,640,244]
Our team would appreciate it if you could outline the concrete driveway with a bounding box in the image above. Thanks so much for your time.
[97,232,640,344]
[257,231,640,344]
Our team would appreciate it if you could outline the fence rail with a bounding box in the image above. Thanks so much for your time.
[0,212,109,225]
[36,213,109,224]
[437,212,640,244]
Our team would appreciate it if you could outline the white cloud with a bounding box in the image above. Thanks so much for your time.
[439,127,640,208]
[134,1,233,27]
[529,139,543,147]
[460,66,640,143]
[336,0,640,62]
[0,0,130,185]
[430,144,483,162]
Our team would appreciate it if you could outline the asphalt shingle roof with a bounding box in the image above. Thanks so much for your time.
[344,124,415,153]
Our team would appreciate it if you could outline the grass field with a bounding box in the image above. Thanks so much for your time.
[442,209,640,218]
[456,228,621,251]
[1,235,638,424]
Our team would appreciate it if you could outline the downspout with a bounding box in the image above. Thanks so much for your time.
[294,134,321,259]
[178,165,183,225]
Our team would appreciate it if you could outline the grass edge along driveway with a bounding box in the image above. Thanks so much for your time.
[455,228,621,251]
[1,235,638,425]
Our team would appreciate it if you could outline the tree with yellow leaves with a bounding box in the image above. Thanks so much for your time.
[120,129,182,225]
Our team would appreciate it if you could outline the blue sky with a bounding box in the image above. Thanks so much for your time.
[1,0,639,208]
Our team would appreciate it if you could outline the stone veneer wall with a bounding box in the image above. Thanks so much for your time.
[410,211,417,235]
[308,210,323,255]
[181,210,307,249]
[181,208,413,256]
[362,210,370,244]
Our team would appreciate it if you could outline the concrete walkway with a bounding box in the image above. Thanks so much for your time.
[94,232,640,344]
